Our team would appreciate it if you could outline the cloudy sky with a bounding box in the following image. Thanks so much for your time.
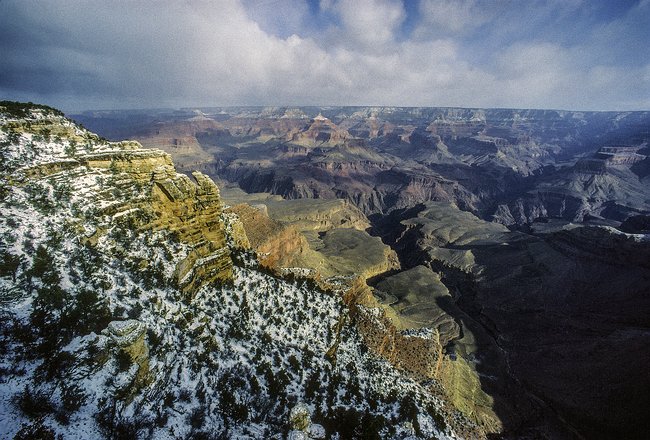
[1,0,648,112]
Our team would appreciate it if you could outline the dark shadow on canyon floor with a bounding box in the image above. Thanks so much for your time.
[369,209,650,439]
[440,232,650,439]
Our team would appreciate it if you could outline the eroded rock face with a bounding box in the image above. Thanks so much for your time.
[225,203,309,269]
[86,153,234,294]
[375,266,458,336]
[4,114,234,296]
[312,228,399,280]
[73,106,650,438]
[1,103,468,440]
[224,194,398,283]
[289,402,311,432]
[494,145,650,226]
[263,198,370,232]
[347,281,497,438]
[76,106,650,222]
[104,320,148,362]
[290,114,350,146]
[147,170,233,293]
[221,211,252,250]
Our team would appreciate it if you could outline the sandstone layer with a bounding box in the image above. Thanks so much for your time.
[4,117,234,295]
[225,198,398,282]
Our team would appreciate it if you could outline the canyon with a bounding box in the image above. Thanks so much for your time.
[38,105,650,438]
[2,102,474,439]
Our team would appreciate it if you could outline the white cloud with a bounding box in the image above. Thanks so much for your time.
[320,0,406,49]
[0,0,647,111]
[416,0,492,35]
[242,0,310,37]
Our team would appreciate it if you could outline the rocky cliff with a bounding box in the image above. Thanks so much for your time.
[493,144,650,225]
[222,194,500,436]
[1,102,464,439]
[223,194,399,283]
[73,104,650,439]
[74,106,650,223]
[2,108,234,296]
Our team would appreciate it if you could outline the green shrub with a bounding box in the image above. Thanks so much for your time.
[14,386,55,418]
[60,382,86,413]
[115,348,132,371]
[12,418,58,440]
[0,101,64,118]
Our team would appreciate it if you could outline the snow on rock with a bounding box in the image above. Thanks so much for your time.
[289,402,312,431]
[288,430,310,440]
[310,423,326,439]
[0,102,462,440]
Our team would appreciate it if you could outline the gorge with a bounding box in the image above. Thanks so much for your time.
[71,105,650,439]
[0,101,648,439]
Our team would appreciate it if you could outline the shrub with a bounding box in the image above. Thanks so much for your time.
[400,395,421,436]
[288,354,301,372]
[60,382,86,413]
[304,368,321,399]
[14,386,54,418]
[0,101,64,118]
[38,349,75,381]
[116,348,132,371]
[427,403,447,432]
[178,388,192,403]
[188,407,205,429]
[13,417,59,440]
[0,250,22,281]
[147,328,163,350]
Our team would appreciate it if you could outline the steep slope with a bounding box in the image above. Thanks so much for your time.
[220,188,398,282]
[383,202,650,439]
[0,102,468,439]
[494,145,650,225]
[72,104,650,438]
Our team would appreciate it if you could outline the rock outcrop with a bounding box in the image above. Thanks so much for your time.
[287,403,326,439]
[1,102,467,440]
[290,113,350,146]
[103,320,151,388]
[494,144,650,226]
[344,279,496,438]
[225,200,399,282]
[2,106,234,296]
[147,170,233,293]
[264,198,370,232]
[72,105,650,439]
[76,106,650,223]
[374,266,459,337]
[87,151,234,294]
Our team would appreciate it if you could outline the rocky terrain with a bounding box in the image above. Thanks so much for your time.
[75,106,650,223]
[373,202,650,439]
[72,105,650,439]
[0,102,478,439]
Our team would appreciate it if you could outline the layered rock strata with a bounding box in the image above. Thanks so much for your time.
[3,113,234,295]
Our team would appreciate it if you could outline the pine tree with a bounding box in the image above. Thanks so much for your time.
[229,291,251,340]
[29,245,70,355]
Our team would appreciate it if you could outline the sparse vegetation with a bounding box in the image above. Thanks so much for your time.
[0,105,455,440]
[0,101,65,118]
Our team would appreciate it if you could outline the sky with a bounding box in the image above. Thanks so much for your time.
[0,0,649,112]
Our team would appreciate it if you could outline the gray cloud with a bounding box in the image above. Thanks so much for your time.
[0,0,648,111]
